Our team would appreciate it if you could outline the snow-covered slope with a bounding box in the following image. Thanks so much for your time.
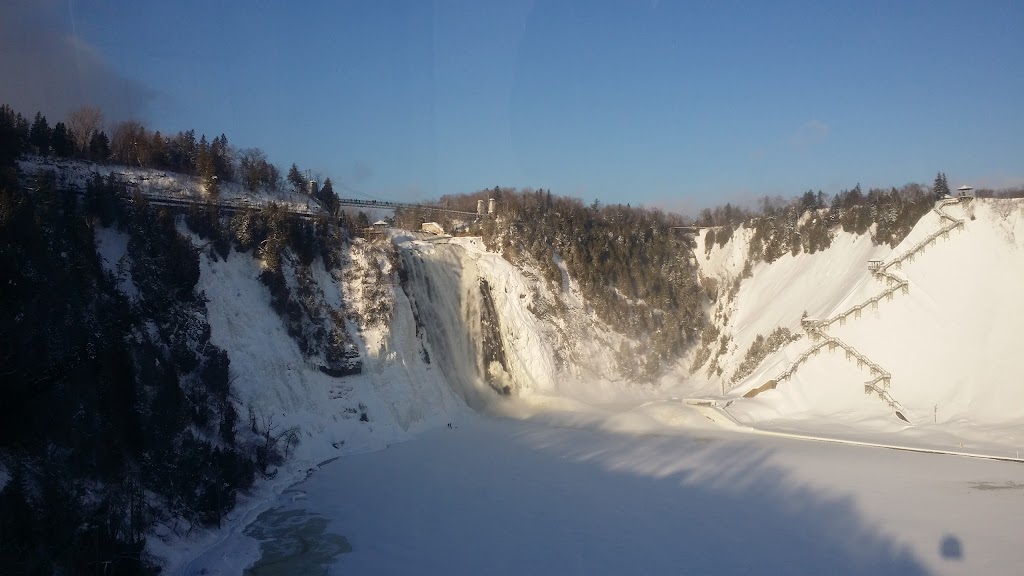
[19,156,322,214]
[161,237,464,573]
[197,246,459,464]
[693,199,1024,453]
[696,224,888,387]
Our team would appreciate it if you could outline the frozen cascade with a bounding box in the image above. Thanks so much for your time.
[398,242,515,410]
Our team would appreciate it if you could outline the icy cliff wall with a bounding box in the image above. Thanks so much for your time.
[397,237,562,410]
[194,239,460,465]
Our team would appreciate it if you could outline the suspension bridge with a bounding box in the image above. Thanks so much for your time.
[334,198,480,217]
[125,188,482,220]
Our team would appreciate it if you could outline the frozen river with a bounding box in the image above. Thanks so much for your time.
[237,411,1024,575]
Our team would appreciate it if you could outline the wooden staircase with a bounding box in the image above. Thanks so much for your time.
[743,199,966,421]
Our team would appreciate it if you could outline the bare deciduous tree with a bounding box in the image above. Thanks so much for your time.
[238,147,267,191]
[110,119,149,166]
[67,105,103,154]
[237,147,279,191]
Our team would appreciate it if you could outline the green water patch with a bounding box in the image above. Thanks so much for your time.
[243,507,352,575]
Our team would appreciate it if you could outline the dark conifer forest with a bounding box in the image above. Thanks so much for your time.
[0,104,335,574]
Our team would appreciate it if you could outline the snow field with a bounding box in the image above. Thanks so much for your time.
[268,414,1024,576]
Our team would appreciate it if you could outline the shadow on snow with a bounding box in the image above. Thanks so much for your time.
[286,416,930,576]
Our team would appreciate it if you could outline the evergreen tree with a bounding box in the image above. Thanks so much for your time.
[211,134,232,182]
[197,135,218,195]
[88,130,110,163]
[320,177,334,198]
[0,104,25,165]
[317,177,339,213]
[50,122,74,158]
[12,111,29,155]
[933,172,950,199]
[29,112,51,156]
[0,107,30,164]
[149,130,167,169]
[169,129,198,174]
[197,135,209,169]
[800,190,817,213]
[287,163,305,193]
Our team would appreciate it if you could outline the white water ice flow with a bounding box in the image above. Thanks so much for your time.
[398,241,500,410]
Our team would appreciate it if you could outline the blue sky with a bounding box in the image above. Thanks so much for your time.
[6,0,1022,212]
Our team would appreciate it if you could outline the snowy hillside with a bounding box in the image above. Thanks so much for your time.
[692,223,889,392]
[690,198,1024,455]
[160,236,464,573]
[164,197,1024,575]
[18,156,324,214]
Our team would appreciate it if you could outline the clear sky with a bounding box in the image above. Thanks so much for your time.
[3,0,1022,212]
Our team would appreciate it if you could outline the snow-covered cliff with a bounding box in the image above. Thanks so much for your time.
[82,184,1021,572]
[395,235,642,411]
[690,198,1024,450]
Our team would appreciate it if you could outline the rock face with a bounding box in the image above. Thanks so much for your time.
[478,279,510,395]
